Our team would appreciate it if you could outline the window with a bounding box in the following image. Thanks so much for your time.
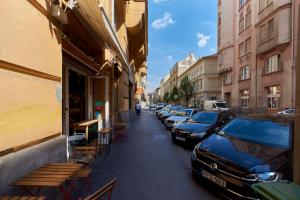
[239,42,245,57]
[240,0,246,8]
[241,89,250,108]
[268,18,274,39]
[265,54,280,74]
[266,86,280,109]
[199,80,203,90]
[239,16,244,33]
[218,53,223,65]
[245,38,251,53]
[224,73,232,84]
[259,0,266,11]
[245,11,251,28]
[260,24,268,43]
[240,65,250,80]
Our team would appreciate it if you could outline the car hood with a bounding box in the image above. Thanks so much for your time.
[175,122,212,133]
[167,116,188,122]
[197,134,289,173]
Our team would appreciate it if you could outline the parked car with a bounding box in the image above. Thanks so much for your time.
[160,106,184,123]
[165,108,198,130]
[277,108,295,116]
[191,117,292,199]
[203,100,229,111]
[171,111,235,146]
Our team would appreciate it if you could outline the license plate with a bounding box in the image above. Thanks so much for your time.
[175,136,186,141]
[201,170,226,188]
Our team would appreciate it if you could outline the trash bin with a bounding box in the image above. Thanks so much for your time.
[251,181,300,200]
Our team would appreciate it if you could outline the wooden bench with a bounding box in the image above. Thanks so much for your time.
[82,178,117,200]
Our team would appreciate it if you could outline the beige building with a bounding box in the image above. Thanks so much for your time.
[218,0,299,113]
[169,53,197,92]
[0,0,147,192]
[177,54,221,107]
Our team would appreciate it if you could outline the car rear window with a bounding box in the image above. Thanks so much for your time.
[188,112,218,124]
[218,118,290,148]
[215,102,228,108]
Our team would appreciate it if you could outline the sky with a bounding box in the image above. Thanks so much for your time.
[147,0,217,92]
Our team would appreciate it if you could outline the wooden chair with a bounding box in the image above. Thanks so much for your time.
[71,146,97,166]
[82,178,117,200]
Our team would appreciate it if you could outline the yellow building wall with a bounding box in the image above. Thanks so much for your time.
[0,0,62,152]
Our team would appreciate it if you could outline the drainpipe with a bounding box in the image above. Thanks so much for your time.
[294,4,300,185]
[291,0,296,108]
[111,0,115,30]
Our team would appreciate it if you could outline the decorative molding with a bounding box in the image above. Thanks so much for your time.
[0,60,61,82]
[0,133,61,157]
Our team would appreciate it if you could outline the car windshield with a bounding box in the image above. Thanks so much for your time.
[175,110,192,117]
[217,118,290,148]
[215,102,228,108]
[187,112,218,124]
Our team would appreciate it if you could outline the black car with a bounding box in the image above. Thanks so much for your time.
[191,117,292,199]
[171,111,235,146]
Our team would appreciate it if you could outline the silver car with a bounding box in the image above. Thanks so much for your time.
[165,109,198,130]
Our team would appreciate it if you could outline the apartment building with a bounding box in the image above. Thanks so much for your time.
[0,0,147,192]
[218,0,299,113]
[177,54,221,107]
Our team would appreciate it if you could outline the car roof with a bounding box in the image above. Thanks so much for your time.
[234,116,292,126]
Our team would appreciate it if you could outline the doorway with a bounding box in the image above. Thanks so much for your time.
[62,61,90,136]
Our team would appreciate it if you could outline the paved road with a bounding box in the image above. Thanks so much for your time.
[87,111,221,200]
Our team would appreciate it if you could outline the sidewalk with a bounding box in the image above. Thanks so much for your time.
[74,111,220,200]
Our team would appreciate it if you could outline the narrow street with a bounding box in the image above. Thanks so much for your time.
[89,111,221,200]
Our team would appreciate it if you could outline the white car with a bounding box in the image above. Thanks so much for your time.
[277,108,295,116]
[165,109,198,130]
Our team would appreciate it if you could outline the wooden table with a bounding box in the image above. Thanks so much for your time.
[12,163,83,200]
[71,119,99,142]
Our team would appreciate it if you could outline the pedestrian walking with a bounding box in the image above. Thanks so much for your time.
[135,101,141,116]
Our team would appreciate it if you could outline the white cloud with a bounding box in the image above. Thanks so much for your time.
[152,12,175,29]
[153,0,168,4]
[209,48,216,53]
[197,33,210,48]
[164,55,173,61]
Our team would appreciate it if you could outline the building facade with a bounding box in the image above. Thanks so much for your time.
[177,54,221,107]
[0,0,147,192]
[218,0,299,113]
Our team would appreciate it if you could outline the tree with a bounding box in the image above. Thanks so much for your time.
[170,86,179,103]
[163,92,170,103]
[179,76,194,107]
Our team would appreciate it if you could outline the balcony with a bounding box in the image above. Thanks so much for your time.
[256,4,291,55]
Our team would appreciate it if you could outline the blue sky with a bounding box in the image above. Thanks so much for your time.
[147,0,217,92]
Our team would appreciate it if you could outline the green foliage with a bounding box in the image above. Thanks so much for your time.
[163,92,170,103]
[170,86,179,102]
[179,76,194,106]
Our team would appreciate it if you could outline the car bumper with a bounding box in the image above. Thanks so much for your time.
[171,132,201,146]
[191,153,258,200]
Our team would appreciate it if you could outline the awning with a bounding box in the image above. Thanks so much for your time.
[75,0,133,82]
